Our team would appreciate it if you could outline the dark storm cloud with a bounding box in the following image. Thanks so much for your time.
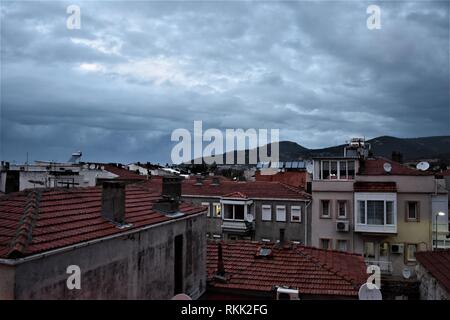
[1,0,448,163]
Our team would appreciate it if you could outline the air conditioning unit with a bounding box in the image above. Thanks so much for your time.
[276,287,299,300]
[390,243,404,254]
[336,220,349,232]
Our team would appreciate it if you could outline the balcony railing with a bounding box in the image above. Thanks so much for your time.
[221,220,253,234]
[355,224,397,234]
[365,259,393,274]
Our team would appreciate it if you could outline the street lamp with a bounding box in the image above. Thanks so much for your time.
[435,212,446,250]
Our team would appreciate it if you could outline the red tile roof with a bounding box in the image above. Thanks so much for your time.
[103,164,147,180]
[0,184,204,259]
[359,158,430,176]
[222,192,249,199]
[207,240,367,297]
[182,178,311,200]
[416,250,450,293]
[354,181,397,192]
[441,169,450,176]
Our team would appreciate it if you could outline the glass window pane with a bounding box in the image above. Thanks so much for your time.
[348,161,355,179]
[408,202,417,219]
[224,204,233,219]
[386,201,394,224]
[357,200,366,224]
[407,244,417,261]
[338,201,346,217]
[367,200,384,225]
[339,161,347,179]
[322,200,330,217]
[235,205,244,220]
[322,161,330,179]
[364,242,375,258]
[330,161,338,179]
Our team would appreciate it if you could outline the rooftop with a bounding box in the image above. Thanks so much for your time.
[359,157,431,176]
[0,183,204,259]
[103,164,147,181]
[181,178,311,200]
[207,240,367,297]
[416,250,450,293]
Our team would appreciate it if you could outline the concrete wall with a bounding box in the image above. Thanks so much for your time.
[416,263,450,300]
[182,196,311,244]
[2,213,206,300]
[0,264,15,299]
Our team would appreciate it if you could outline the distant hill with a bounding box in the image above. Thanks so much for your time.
[194,135,450,164]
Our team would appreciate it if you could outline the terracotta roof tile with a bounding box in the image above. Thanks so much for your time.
[0,184,204,259]
[103,164,147,180]
[207,240,366,297]
[416,250,450,293]
[354,181,397,192]
[181,178,311,200]
[359,157,430,176]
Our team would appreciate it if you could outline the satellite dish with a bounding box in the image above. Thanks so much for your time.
[416,161,430,171]
[246,213,254,223]
[100,166,105,170]
[383,162,392,173]
[306,162,314,174]
[358,283,382,300]
[402,267,412,279]
[89,164,96,170]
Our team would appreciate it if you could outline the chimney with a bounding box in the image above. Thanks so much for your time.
[154,176,182,214]
[216,242,226,277]
[211,177,220,186]
[101,181,126,225]
[391,151,403,164]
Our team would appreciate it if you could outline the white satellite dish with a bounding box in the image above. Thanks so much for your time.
[100,166,105,170]
[416,161,430,171]
[402,267,412,279]
[89,164,96,170]
[358,283,382,300]
[306,162,314,174]
[383,162,392,173]
[246,213,254,223]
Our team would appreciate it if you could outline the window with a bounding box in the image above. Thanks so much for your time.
[364,241,375,258]
[201,202,211,217]
[262,205,272,221]
[386,201,394,225]
[320,238,331,250]
[357,200,366,224]
[320,160,355,180]
[291,206,301,222]
[357,199,396,226]
[276,206,286,222]
[337,200,347,218]
[223,204,245,220]
[337,240,348,252]
[406,244,417,262]
[407,201,419,221]
[213,203,221,217]
[321,200,330,218]
[367,200,384,225]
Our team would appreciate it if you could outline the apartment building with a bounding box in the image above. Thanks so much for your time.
[311,139,448,283]
[180,177,312,243]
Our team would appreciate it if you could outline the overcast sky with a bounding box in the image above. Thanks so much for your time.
[1,0,449,164]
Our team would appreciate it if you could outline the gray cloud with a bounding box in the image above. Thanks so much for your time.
[1,0,448,163]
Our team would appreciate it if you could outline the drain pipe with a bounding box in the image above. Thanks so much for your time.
[304,200,312,246]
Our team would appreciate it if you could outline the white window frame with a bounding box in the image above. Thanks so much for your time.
[354,193,397,233]
[337,200,347,218]
[262,205,272,221]
[337,239,348,252]
[276,205,286,222]
[320,160,355,180]
[321,200,331,218]
[290,206,302,223]
[201,202,211,217]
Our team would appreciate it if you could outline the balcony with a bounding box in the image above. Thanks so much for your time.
[355,224,397,234]
[221,220,253,234]
[365,259,393,275]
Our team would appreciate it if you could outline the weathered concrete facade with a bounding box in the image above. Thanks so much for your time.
[183,196,311,244]
[416,263,450,300]
[0,213,206,300]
